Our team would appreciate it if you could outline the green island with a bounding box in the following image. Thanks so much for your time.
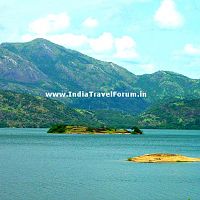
[47,124,143,134]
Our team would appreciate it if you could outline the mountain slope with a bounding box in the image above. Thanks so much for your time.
[0,46,47,83]
[0,89,102,127]
[1,38,136,91]
[135,98,200,129]
[0,38,200,113]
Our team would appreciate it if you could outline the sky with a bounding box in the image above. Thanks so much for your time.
[0,0,200,78]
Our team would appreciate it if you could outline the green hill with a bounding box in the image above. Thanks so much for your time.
[135,99,200,129]
[135,71,200,102]
[0,89,102,128]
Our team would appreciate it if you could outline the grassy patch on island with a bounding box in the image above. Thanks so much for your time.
[47,125,133,134]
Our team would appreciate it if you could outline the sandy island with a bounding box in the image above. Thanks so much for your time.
[128,153,200,163]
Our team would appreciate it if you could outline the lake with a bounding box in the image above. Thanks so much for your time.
[0,128,199,200]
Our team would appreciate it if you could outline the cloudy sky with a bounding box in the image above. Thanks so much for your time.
[0,0,200,78]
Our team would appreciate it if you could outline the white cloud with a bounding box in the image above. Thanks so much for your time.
[89,32,114,52]
[22,32,115,52]
[184,44,200,55]
[154,0,183,28]
[24,14,140,60]
[29,13,70,35]
[82,17,98,28]
[114,36,138,59]
[141,63,156,73]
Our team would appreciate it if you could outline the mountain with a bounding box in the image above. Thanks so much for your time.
[0,39,147,113]
[135,98,200,129]
[0,38,200,113]
[0,89,102,128]
[0,38,136,91]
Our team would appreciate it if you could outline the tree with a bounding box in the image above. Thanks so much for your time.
[131,126,143,134]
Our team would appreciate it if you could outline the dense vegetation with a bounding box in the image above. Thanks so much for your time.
[47,125,131,134]
[135,99,200,129]
[91,110,136,128]
[0,89,102,128]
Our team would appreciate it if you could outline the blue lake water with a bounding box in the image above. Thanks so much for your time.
[0,128,200,200]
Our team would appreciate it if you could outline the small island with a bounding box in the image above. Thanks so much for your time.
[128,153,200,163]
[47,124,143,134]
